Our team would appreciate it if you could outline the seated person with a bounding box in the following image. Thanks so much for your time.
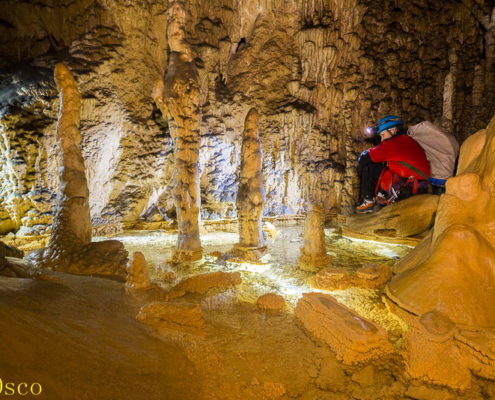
[356,115,430,213]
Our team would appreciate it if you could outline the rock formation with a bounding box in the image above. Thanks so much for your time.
[137,301,206,335]
[256,293,286,312]
[345,194,439,238]
[386,114,495,328]
[295,292,393,364]
[125,251,152,293]
[298,204,330,271]
[0,1,491,233]
[171,271,242,297]
[153,0,202,263]
[25,64,127,279]
[231,108,267,261]
[311,263,392,290]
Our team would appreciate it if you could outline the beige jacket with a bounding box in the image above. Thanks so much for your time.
[408,121,459,180]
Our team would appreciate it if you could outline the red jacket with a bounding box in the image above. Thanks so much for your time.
[369,134,430,192]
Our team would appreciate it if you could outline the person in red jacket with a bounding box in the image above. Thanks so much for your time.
[356,115,430,213]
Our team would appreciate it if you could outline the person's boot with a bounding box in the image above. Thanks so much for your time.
[355,197,375,213]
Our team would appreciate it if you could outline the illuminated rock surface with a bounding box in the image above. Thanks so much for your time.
[295,292,393,364]
[387,115,495,328]
[311,263,392,290]
[153,0,203,262]
[230,108,267,261]
[256,293,286,312]
[125,251,152,292]
[24,64,128,278]
[0,1,491,233]
[345,194,439,238]
[298,204,331,271]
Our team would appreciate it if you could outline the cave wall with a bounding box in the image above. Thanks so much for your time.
[0,0,493,234]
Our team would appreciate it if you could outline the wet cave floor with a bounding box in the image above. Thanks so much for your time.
[2,225,490,400]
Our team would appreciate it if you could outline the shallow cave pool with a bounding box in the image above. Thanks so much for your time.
[95,224,412,339]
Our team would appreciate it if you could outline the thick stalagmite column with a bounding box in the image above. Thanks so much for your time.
[153,0,202,262]
[231,108,267,261]
[298,204,331,272]
[49,63,92,253]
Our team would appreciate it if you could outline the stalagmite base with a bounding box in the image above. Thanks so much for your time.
[298,204,331,271]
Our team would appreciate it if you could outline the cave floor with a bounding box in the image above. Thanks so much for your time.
[1,226,493,399]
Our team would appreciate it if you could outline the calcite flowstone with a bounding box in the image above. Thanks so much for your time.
[295,292,393,364]
[137,301,206,334]
[311,263,392,290]
[25,64,127,279]
[231,108,267,262]
[386,115,495,328]
[345,194,440,238]
[256,293,286,312]
[172,271,242,296]
[298,204,331,272]
[153,0,203,263]
[402,311,472,390]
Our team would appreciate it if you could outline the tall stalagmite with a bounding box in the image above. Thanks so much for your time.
[298,204,330,271]
[153,0,202,262]
[25,63,128,279]
[49,63,92,253]
[231,108,266,261]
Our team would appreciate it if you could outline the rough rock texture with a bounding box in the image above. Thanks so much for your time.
[387,114,495,328]
[298,204,331,271]
[345,194,440,238]
[125,251,151,293]
[137,301,206,335]
[172,271,242,296]
[295,292,393,364]
[153,0,203,262]
[402,311,473,390]
[256,293,286,312]
[0,0,491,233]
[230,108,267,261]
[0,241,24,259]
[311,263,392,290]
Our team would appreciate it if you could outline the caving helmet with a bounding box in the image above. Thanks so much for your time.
[375,115,404,135]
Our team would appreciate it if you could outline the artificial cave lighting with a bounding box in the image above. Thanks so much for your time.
[3,0,495,398]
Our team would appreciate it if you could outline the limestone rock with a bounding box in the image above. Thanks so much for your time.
[351,365,376,387]
[387,116,495,328]
[405,385,456,400]
[0,256,39,279]
[256,293,286,312]
[298,204,331,272]
[314,348,346,390]
[125,251,151,292]
[173,271,242,296]
[295,292,393,364]
[402,312,472,390]
[345,194,439,238]
[229,108,267,262]
[311,263,392,290]
[153,1,203,263]
[137,301,206,334]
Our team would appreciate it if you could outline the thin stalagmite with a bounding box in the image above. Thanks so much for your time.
[153,0,202,262]
[24,63,128,278]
